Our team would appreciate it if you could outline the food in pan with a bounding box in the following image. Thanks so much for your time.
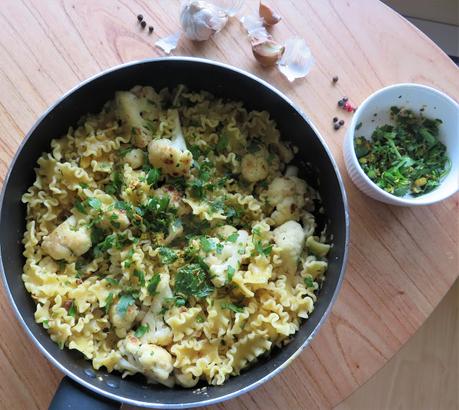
[22,85,330,387]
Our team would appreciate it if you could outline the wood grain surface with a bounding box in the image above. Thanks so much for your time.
[0,1,457,409]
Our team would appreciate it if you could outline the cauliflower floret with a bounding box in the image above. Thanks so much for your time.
[139,273,173,346]
[124,148,145,169]
[118,335,174,386]
[175,369,199,388]
[116,91,155,148]
[41,215,91,262]
[241,152,269,182]
[266,176,307,226]
[148,110,192,177]
[213,224,237,239]
[110,301,139,338]
[204,230,249,287]
[155,185,191,217]
[273,221,306,275]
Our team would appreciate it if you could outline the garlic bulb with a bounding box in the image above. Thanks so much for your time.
[278,38,315,81]
[180,0,229,41]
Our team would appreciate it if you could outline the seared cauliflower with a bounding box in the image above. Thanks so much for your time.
[273,220,306,275]
[124,148,145,169]
[204,229,249,287]
[109,300,139,338]
[266,176,307,226]
[117,335,174,386]
[138,273,173,346]
[148,110,192,177]
[41,215,91,262]
[241,150,269,183]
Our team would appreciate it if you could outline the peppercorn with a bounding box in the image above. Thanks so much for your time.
[342,96,348,102]
[332,76,339,83]
[148,26,154,34]
[334,123,341,130]
[333,117,338,123]
[137,14,144,22]
[338,99,344,107]
[140,20,146,29]
[339,119,345,125]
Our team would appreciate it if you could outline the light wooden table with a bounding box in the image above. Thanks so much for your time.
[0,1,457,409]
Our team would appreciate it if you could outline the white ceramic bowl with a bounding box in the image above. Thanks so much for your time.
[343,83,459,206]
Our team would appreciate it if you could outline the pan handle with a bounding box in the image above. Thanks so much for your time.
[49,376,120,410]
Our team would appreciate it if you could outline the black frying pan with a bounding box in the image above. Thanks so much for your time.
[0,58,349,409]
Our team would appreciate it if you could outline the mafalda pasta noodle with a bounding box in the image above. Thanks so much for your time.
[22,85,330,387]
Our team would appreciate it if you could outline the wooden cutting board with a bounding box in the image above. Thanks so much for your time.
[0,1,457,409]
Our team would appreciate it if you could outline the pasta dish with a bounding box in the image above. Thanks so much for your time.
[22,85,330,387]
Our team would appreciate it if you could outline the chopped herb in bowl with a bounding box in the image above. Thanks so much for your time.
[354,106,450,197]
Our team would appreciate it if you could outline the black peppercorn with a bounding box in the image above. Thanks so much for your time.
[342,96,348,102]
[140,20,146,29]
[333,117,338,123]
[339,119,344,126]
[338,99,344,107]
[148,26,154,34]
[332,76,338,83]
[137,14,143,22]
[334,123,341,130]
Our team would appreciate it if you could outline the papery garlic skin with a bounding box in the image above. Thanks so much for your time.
[240,15,270,42]
[180,0,229,41]
[155,31,181,54]
[278,38,315,81]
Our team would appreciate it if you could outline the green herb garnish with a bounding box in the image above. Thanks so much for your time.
[147,273,161,296]
[133,269,145,287]
[355,107,449,197]
[175,263,214,300]
[304,276,314,288]
[104,292,114,314]
[86,197,102,210]
[221,302,244,313]
[134,323,150,338]
[158,247,177,264]
[226,232,239,243]
[116,294,136,317]
[68,301,76,317]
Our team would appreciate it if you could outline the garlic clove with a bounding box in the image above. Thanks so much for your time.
[180,0,228,41]
[278,38,315,81]
[259,1,282,26]
[240,15,270,42]
[155,31,181,54]
[252,39,285,67]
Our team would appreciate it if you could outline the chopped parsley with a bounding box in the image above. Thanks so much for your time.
[221,302,244,313]
[254,240,272,257]
[146,167,161,186]
[105,170,124,196]
[105,277,119,286]
[116,294,136,317]
[226,265,235,283]
[226,232,239,243]
[196,315,205,323]
[123,248,135,268]
[134,323,150,338]
[133,269,145,287]
[93,233,116,257]
[158,247,177,264]
[216,133,229,153]
[147,273,161,296]
[75,199,87,214]
[86,197,101,210]
[304,276,314,288]
[174,263,214,300]
[68,301,76,317]
[104,292,114,314]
